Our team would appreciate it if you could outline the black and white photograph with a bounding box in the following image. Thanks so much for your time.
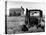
[5,1,45,34]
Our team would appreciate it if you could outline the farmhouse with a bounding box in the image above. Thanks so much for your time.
[9,6,24,16]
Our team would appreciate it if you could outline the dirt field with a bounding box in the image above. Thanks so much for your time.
[7,16,25,34]
[7,16,45,34]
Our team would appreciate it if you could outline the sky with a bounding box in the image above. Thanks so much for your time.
[7,1,45,15]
